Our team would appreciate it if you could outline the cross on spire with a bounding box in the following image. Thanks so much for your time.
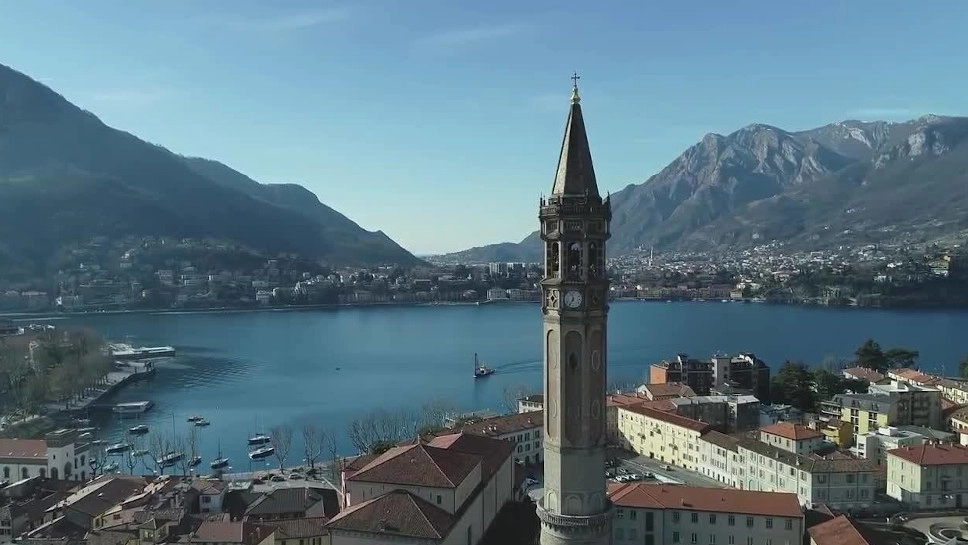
[570,72,581,104]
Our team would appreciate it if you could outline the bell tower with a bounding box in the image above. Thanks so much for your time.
[537,75,612,545]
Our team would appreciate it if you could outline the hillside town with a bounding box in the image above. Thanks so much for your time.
[3,344,968,544]
[1,235,966,314]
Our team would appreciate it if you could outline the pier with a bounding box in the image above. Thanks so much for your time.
[43,360,156,414]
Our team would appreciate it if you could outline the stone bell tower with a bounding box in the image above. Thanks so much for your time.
[536,75,612,545]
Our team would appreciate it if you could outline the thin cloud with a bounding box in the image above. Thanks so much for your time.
[417,23,531,48]
[848,107,914,119]
[89,88,177,105]
[209,8,350,33]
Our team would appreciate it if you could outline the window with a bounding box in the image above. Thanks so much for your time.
[646,536,655,545]
[728,515,735,526]
[202,496,211,504]
[691,513,699,523]
[615,528,625,540]
[467,526,472,545]
[709,514,716,524]
[436,495,442,504]
[729,537,734,545]
[630,510,637,520]
[785,519,793,531]
[691,533,698,544]
[617,509,624,519]
[673,531,680,543]
[846,474,855,483]
[766,540,772,545]
[2,468,7,479]
[766,518,773,529]
[630,529,638,540]
[21,468,28,479]
[673,511,681,523]
[710,534,716,544]
[646,512,654,531]
[746,516,754,528]
[747,538,753,545]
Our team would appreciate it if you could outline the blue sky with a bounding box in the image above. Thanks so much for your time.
[0,1,965,254]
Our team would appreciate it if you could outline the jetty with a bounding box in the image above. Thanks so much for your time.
[109,343,176,361]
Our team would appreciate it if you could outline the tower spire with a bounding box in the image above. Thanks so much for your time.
[551,73,599,198]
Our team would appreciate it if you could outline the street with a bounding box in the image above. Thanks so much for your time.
[617,453,729,489]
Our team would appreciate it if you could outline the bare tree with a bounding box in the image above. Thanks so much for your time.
[501,385,537,414]
[324,431,341,483]
[420,399,455,431]
[347,417,372,454]
[302,424,326,470]
[88,446,107,478]
[269,425,293,471]
[606,380,637,395]
[125,438,142,475]
[148,433,172,475]
[173,436,190,477]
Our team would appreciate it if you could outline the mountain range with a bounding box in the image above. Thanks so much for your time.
[0,63,421,280]
[442,115,968,262]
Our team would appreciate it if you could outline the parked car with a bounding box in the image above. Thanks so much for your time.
[270,475,286,482]
[661,464,673,471]
[288,474,303,480]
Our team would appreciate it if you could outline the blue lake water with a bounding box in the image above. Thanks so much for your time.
[25,301,968,473]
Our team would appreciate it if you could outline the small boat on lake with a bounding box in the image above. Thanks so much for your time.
[473,353,495,378]
[210,441,230,470]
[129,424,149,435]
[133,449,149,457]
[248,445,275,461]
[194,418,210,427]
[106,442,132,455]
[188,455,202,467]
[248,434,271,446]
[103,462,119,472]
[158,451,184,468]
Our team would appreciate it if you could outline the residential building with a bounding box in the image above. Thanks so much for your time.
[738,439,879,509]
[951,407,968,444]
[617,405,709,471]
[886,443,968,509]
[609,482,804,545]
[807,515,888,545]
[822,393,896,436]
[650,354,713,395]
[330,432,513,545]
[888,368,938,387]
[710,353,771,402]
[699,431,740,487]
[45,476,145,530]
[637,383,696,401]
[841,367,885,384]
[759,423,824,455]
[935,378,968,406]
[443,411,543,465]
[267,517,329,545]
[516,394,543,414]
[727,395,762,433]
[870,381,942,430]
[853,426,954,465]
[243,488,337,522]
[191,480,227,514]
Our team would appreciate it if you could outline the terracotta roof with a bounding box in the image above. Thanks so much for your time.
[266,517,329,539]
[193,521,274,545]
[349,444,480,488]
[760,422,823,441]
[641,382,696,400]
[84,528,138,545]
[887,443,968,466]
[343,454,378,472]
[738,438,878,474]
[620,405,710,433]
[0,438,47,460]
[608,483,802,518]
[891,368,938,384]
[244,487,338,518]
[842,367,885,383]
[326,489,454,540]
[426,432,513,481]
[450,411,542,437]
[64,478,146,517]
[607,394,645,408]
[702,431,739,452]
[807,515,877,545]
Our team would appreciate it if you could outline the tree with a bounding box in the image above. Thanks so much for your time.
[148,433,172,475]
[269,425,293,470]
[770,361,817,412]
[324,431,341,484]
[960,355,968,379]
[501,385,534,414]
[884,348,919,369]
[855,339,887,373]
[302,424,326,471]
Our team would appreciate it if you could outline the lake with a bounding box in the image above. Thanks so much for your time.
[21,301,968,473]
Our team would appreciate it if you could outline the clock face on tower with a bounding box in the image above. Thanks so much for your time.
[563,290,583,309]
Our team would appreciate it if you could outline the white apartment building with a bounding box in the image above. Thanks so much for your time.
[759,423,825,455]
[738,439,878,509]
[886,443,968,509]
[446,411,543,466]
[852,426,953,465]
[699,431,741,487]
[0,430,89,483]
[617,405,709,472]
[610,482,804,545]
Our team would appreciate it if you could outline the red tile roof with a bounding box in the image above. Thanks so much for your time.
[887,443,968,465]
[426,432,512,481]
[326,489,454,540]
[450,411,542,437]
[807,515,875,545]
[0,438,47,460]
[608,483,802,518]
[641,382,696,400]
[760,422,823,441]
[194,521,274,545]
[349,444,480,488]
[842,367,885,383]
[620,405,710,433]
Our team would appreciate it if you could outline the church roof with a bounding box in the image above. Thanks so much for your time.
[551,82,599,198]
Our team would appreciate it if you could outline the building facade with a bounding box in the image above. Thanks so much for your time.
[617,406,709,471]
[886,443,968,509]
[649,355,713,396]
[609,483,804,545]
[759,423,824,455]
[536,78,612,545]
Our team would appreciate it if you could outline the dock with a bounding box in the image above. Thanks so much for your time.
[109,344,176,361]
[43,360,156,414]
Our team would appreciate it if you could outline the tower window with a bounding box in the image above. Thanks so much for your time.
[546,243,560,278]
[567,242,582,278]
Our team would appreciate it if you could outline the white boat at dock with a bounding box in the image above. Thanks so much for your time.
[113,401,153,417]
[248,434,271,446]
[129,424,149,435]
[248,445,275,460]
[110,343,176,361]
[133,449,149,457]
[158,451,184,467]
[188,455,202,467]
